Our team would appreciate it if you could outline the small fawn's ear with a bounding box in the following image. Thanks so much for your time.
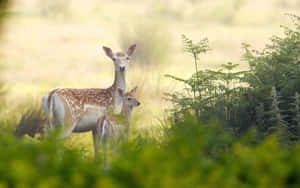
[127,44,137,56]
[103,46,113,59]
[130,86,138,94]
[117,88,124,97]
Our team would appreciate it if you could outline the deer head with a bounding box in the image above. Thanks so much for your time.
[103,44,137,72]
[118,86,141,109]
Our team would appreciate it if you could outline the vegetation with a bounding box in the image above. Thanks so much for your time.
[0,13,297,187]
[14,105,46,139]
[1,0,300,187]
[3,117,300,187]
[166,14,300,143]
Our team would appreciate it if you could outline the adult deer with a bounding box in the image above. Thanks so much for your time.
[42,44,136,154]
[97,86,140,167]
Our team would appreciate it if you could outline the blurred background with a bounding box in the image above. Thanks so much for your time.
[0,0,299,152]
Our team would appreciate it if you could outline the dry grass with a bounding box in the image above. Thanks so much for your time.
[14,105,46,138]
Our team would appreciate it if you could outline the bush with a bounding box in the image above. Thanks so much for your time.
[0,133,106,187]
[2,115,300,187]
[166,14,300,142]
[111,117,300,187]
[242,14,300,141]
[166,35,249,136]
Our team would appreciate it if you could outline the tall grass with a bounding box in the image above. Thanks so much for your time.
[14,105,46,139]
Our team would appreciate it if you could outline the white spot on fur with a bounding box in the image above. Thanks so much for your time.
[84,104,105,111]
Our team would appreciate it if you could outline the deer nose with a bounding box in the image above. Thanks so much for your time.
[120,66,125,71]
[137,101,141,106]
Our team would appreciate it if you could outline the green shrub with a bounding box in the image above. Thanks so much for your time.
[166,35,249,136]
[105,116,300,187]
[1,115,300,187]
[0,133,103,187]
[242,14,300,142]
[166,14,300,141]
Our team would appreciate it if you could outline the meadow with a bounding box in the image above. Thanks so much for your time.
[0,0,300,187]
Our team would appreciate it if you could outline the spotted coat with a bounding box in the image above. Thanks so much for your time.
[47,87,115,122]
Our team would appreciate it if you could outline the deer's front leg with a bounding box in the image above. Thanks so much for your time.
[92,128,101,157]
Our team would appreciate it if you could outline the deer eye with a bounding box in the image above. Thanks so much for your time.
[126,57,130,60]
[127,97,131,101]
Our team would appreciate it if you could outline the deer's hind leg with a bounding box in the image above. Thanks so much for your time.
[52,94,77,138]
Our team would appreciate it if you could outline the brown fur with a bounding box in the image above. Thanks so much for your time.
[48,87,115,122]
[116,52,125,57]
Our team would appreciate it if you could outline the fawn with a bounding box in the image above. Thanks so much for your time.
[97,86,140,166]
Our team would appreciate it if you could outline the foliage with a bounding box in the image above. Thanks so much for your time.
[113,117,300,187]
[1,116,300,187]
[0,133,105,188]
[181,34,210,101]
[0,2,299,186]
[242,14,300,142]
[166,14,300,141]
[166,36,248,134]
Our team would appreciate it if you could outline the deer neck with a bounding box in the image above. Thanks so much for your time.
[112,70,126,91]
[112,70,126,109]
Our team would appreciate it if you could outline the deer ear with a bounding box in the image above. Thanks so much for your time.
[127,44,136,56]
[130,86,138,94]
[117,88,124,97]
[103,46,113,59]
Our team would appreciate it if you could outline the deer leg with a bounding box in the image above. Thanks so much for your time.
[61,120,77,138]
[92,129,101,157]
[42,94,54,135]
[44,93,65,133]
[100,119,110,169]
[101,132,108,170]
[42,94,49,117]
[50,93,78,138]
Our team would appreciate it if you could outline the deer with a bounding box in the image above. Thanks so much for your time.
[42,44,137,155]
[97,86,140,167]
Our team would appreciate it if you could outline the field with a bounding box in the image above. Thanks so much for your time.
[0,0,300,187]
